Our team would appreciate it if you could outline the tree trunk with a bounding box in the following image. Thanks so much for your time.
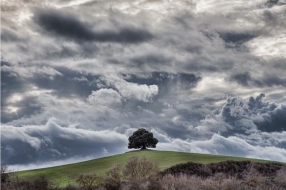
[141,144,147,150]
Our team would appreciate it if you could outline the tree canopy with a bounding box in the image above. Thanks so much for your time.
[128,128,159,150]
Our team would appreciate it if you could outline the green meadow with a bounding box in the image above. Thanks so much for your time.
[16,150,276,186]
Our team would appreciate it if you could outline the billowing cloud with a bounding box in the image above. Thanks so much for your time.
[220,93,286,132]
[87,88,122,106]
[103,76,159,102]
[3,91,285,168]
[157,133,286,162]
[1,119,128,165]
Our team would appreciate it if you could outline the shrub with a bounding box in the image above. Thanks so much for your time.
[1,164,10,184]
[104,163,124,190]
[33,175,51,190]
[218,177,242,190]
[76,173,102,190]
[63,184,78,190]
[161,160,284,180]
[147,175,163,190]
[161,174,199,190]
[242,167,265,188]
[104,156,159,190]
[122,179,149,190]
[2,175,52,190]
[274,166,286,188]
[123,156,159,181]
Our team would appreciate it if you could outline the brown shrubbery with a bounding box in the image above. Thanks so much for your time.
[104,163,124,190]
[123,156,159,180]
[275,166,286,188]
[76,173,103,190]
[160,160,284,179]
[1,164,10,184]
[1,174,59,190]
[103,156,159,190]
[1,158,286,190]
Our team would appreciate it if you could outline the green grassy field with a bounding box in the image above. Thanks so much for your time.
[16,150,277,186]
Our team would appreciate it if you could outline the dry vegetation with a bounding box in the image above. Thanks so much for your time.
[1,157,286,190]
[160,160,284,178]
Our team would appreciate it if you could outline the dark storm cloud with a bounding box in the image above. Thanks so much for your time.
[261,74,286,87]
[2,97,42,124]
[1,120,127,165]
[248,94,286,132]
[220,94,286,132]
[230,72,286,87]
[159,121,191,139]
[265,0,286,7]
[1,68,47,123]
[1,65,106,123]
[125,72,201,88]
[219,32,256,44]
[130,54,173,68]
[34,9,154,43]
[30,66,102,98]
[230,72,260,86]
[1,69,33,123]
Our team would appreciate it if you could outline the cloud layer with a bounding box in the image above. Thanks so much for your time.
[1,0,286,170]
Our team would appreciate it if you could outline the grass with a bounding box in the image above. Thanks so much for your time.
[15,150,279,186]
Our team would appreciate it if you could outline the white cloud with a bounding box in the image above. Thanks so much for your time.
[193,134,286,161]
[247,34,286,59]
[87,88,122,106]
[156,132,286,162]
[104,76,159,102]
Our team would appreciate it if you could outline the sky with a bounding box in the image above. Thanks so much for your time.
[1,0,286,171]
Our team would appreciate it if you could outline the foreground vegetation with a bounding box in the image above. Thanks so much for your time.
[2,156,286,190]
[15,150,274,186]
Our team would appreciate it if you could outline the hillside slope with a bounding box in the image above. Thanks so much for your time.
[16,150,277,186]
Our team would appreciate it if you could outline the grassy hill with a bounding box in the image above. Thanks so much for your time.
[16,150,277,186]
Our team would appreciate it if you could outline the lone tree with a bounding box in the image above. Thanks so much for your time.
[128,128,159,150]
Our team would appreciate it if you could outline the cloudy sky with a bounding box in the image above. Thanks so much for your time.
[1,0,286,170]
